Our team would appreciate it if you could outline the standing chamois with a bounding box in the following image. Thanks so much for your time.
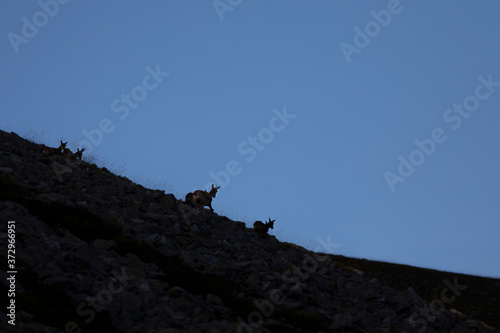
[185,184,220,213]
[253,218,275,236]
[41,140,67,157]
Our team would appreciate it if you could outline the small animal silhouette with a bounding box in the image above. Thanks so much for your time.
[74,148,85,160]
[63,147,85,160]
[41,140,67,157]
[185,184,220,213]
[253,218,275,235]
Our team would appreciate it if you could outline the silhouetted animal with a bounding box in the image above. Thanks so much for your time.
[185,184,220,213]
[74,148,85,160]
[64,147,85,160]
[253,218,275,235]
[41,140,67,157]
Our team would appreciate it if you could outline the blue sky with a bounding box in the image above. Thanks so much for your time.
[1,1,500,277]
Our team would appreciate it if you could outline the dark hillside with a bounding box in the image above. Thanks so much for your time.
[0,130,498,332]
[329,255,500,329]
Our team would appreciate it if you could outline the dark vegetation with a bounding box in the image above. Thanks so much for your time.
[329,255,500,329]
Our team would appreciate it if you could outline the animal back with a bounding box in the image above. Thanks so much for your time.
[193,190,211,205]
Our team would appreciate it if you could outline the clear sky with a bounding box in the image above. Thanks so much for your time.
[1,1,499,278]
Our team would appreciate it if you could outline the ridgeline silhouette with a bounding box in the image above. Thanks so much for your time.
[0,130,499,332]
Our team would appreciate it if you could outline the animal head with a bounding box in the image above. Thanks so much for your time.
[266,218,275,229]
[76,147,85,155]
[58,140,68,151]
[209,184,220,197]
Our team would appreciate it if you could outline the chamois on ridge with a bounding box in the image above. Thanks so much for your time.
[41,140,67,157]
[253,218,275,236]
[63,147,85,160]
[74,148,85,160]
[185,184,220,213]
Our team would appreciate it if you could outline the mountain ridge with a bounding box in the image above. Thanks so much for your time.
[0,130,499,332]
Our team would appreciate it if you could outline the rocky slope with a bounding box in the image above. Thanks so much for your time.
[0,130,498,333]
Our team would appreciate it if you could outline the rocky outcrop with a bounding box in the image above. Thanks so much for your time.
[0,130,498,332]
